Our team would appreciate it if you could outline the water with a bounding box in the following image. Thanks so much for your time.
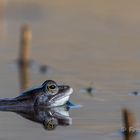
[0,0,140,139]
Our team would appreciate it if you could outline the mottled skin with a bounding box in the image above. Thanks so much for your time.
[0,80,73,108]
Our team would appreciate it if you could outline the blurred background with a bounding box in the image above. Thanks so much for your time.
[0,0,140,140]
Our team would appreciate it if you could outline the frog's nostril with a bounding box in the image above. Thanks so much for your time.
[64,86,70,89]
[64,86,67,89]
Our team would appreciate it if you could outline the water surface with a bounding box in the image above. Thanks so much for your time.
[0,0,140,140]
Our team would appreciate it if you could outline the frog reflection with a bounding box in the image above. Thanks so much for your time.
[0,105,72,131]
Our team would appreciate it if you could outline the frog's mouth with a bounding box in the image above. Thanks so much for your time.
[47,85,73,107]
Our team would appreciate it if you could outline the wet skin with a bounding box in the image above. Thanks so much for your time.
[0,80,73,108]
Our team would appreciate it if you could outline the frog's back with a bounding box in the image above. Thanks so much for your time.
[0,87,43,106]
[15,86,43,102]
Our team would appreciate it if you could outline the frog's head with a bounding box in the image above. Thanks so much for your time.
[41,80,73,107]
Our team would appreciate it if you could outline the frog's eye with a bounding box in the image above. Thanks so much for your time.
[42,80,58,94]
[47,83,58,95]
[48,84,56,90]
